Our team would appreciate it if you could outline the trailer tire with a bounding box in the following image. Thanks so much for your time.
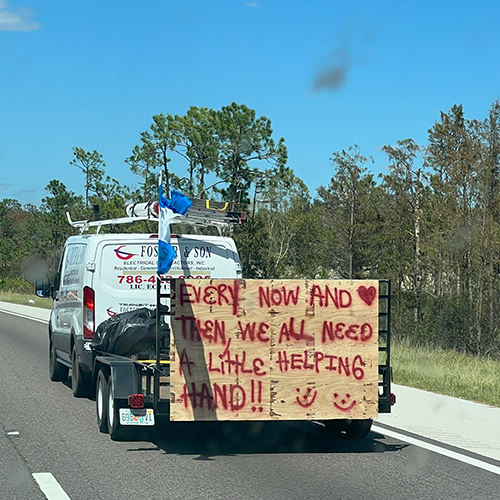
[107,375,128,441]
[96,370,109,434]
[49,337,68,382]
[324,419,373,439]
[71,346,91,398]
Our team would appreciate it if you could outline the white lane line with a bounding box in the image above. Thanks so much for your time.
[32,473,71,500]
[0,308,49,324]
[373,424,500,477]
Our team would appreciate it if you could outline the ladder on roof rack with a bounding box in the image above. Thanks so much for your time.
[66,198,246,234]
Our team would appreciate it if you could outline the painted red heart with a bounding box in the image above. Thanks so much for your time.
[357,286,376,306]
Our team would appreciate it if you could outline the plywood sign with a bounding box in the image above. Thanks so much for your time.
[169,279,379,421]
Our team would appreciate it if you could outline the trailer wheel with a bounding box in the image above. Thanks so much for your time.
[96,370,109,433]
[324,419,373,439]
[107,375,128,441]
[49,337,68,382]
[71,346,91,398]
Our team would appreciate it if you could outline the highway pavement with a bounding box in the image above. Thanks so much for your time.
[1,302,500,499]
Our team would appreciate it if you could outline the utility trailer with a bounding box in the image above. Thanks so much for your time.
[93,276,394,441]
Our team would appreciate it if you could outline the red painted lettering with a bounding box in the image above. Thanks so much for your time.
[258,286,270,308]
[203,285,217,305]
[314,351,325,373]
[178,348,195,376]
[338,356,350,376]
[340,289,352,307]
[360,323,373,341]
[283,286,300,305]
[213,383,228,410]
[250,379,263,412]
[324,354,338,371]
[278,318,314,343]
[345,324,359,341]
[238,321,256,340]
[309,285,324,307]
[228,280,240,316]
[230,384,246,411]
[180,382,214,410]
[199,383,213,411]
[352,354,365,380]
[252,358,267,376]
[195,319,226,345]
[322,321,346,342]
[259,286,300,308]
[179,282,240,316]
[276,350,290,372]
[238,321,270,342]
[321,322,374,343]
[271,288,283,305]
[174,315,200,342]
[208,352,220,373]
[310,285,352,309]
[325,286,339,308]
[291,353,302,370]
[180,283,200,306]
[303,351,314,370]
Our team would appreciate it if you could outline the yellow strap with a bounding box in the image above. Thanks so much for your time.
[205,200,229,211]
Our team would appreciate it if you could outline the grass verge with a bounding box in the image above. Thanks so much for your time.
[391,338,500,408]
[0,292,53,310]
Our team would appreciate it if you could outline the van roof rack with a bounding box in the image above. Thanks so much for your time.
[66,198,246,234]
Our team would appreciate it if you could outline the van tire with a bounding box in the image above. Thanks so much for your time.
[96,370,109,433]
[324,419,373,439]
[107,375,128,441]
[49,337,69,382]
[71,346,91,398]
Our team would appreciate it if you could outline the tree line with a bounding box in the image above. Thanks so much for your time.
[1,100,500,358]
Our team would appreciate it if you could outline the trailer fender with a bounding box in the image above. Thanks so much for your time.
[96,360,142,400]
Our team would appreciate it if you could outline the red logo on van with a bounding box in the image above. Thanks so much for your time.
[114,245,137,260]
[106,307,117,317]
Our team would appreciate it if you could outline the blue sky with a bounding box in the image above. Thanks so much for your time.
[1,0,500,206]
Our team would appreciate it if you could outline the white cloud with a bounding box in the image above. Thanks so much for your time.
[12,187,39,203]
[245,2,258,7]
[0,0,40,31]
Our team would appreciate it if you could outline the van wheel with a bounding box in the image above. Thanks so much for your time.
[107,375,128,441]
[71,346,91,397]
[96,370,109,433]
[343,419,372,438]
[325,419,373,439]
[49,337,68,382]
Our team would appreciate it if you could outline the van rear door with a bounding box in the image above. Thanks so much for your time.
[93,235,241,331]
[93,239,157,331]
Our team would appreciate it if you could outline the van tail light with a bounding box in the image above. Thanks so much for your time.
[83,286,95,339]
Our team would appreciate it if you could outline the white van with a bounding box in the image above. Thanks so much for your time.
[44,231,242,397]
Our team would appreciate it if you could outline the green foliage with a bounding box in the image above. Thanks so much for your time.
[70,147,106,209]
[0,277,33,294]
[392,339,500,407]
[5,99,500,362]
[213,102,288,211]
[40,180,85,272]
[317,146,378,279]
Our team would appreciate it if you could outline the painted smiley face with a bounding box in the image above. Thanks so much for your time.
[296,387,318,408]
[333,393,357,412]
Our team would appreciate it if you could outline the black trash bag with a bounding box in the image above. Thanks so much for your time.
[91,305,169,358]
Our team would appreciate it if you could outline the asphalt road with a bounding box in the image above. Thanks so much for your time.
[1,310,500,500]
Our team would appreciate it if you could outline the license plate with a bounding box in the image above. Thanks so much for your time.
[119,408,155,426]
